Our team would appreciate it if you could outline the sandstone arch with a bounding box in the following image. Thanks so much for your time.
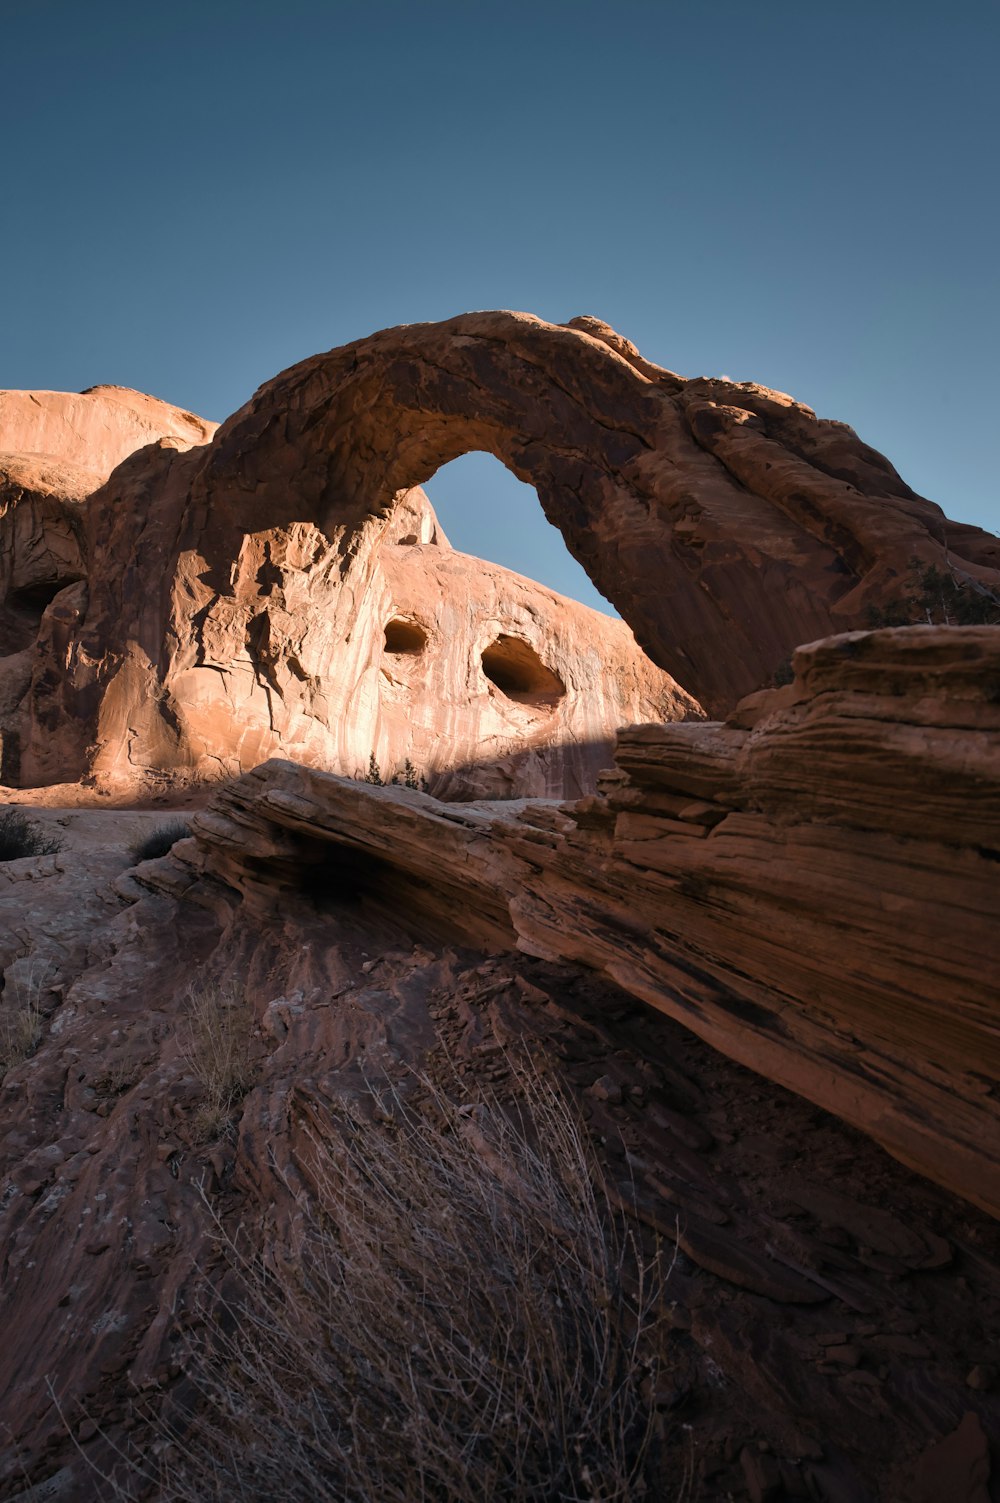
[5,311,1000,785]
[177,309,999,717]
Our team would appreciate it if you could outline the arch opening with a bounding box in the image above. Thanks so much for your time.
[384,619,428,656]
[421,452,620,619]
[481,635,565,708]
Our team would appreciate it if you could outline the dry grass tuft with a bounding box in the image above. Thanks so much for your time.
[0,998,43,1076]
[181,981,255,1141]
[108,1060,677,1501]
[0,966,49,1077]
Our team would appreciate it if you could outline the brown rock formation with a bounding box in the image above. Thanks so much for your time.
[0,385,216,478]
[2,318,999,1499]
[169,624,1000,1218]
[4,312,999,790]
[0,387,218,785]
[144,498,697,803]
[1,790,998,1500]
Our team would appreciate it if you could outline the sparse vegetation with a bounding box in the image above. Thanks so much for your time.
[181,981,255,1141]
[0,997,43,1076]
[0,809,62,862]
[131,820,191,864]
[92,1056,148,1101]
[867,561,1000,629]
[113,1062,673,1502]
[771,656,795,688]
[362,753,426,791]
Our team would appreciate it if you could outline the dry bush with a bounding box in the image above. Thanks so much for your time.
[0,809,61,861]
[181,982,255,1141]
[0,966,48,1077]
[114,1063,676,1501]
[130,821,191,864]
[0,998,43,1076]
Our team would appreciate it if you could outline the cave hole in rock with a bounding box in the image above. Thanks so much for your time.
[8,578,74,613]
[1,577,79,657]
[384,618,428,655]
[481,635,565,708]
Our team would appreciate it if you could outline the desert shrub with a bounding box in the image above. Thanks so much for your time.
[116,1063,673,1501]
[131,820,191,864]
[867,562,1000,629]
[771,656,794,688]
[0,998,43,1076]
[364,753,384,785]
[0,809,62,861]
[181,981,255,1141]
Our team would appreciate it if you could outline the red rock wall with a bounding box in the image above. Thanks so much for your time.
[173,625,1000,1217]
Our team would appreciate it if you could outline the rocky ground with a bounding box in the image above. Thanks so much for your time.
[0,802,997,1501]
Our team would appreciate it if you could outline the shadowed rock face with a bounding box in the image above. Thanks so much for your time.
[168,624,1000,1219]
[2,646,999,1497]
[3,311,999,788]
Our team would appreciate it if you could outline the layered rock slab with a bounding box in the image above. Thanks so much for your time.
[171,624,1000,1217]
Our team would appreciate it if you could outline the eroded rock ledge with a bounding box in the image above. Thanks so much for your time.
[168,624,1000,1217]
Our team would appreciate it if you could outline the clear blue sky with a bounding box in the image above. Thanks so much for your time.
[4,0,997,614]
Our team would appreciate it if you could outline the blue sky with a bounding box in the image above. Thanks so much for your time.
[4,0,997,613]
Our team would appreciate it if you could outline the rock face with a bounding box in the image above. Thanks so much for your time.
[4,311,999,789]
[0,387,218,785]
[170,623,1000,1219]
[133,493,698,803]
[0,364,698,796]
[0,385,216,479]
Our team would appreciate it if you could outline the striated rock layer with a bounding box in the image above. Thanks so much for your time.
[169,624,1000,1218]
[3,312,999,789]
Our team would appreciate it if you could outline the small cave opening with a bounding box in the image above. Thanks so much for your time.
[8,579,73,613]
[1,577,79,656]
[384,618,428,656]
[481,635,565,708]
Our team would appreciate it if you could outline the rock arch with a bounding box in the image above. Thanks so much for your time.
[178,310,1000,712]
[7,311,1000,784]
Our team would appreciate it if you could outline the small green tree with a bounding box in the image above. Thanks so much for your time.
[867,561,1000,629]
[364,754,383,786]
